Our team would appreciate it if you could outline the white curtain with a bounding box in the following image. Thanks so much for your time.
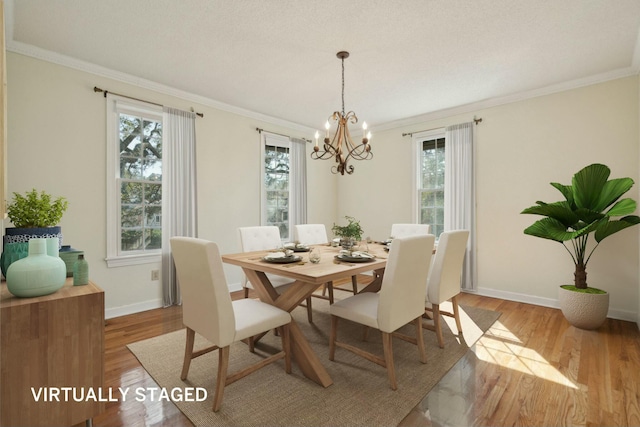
[289,137,308,227]
[444,122,476,291]
[161,107,198,306]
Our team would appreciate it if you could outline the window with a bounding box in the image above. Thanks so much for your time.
[106,95,163,266]
[261,133,291,240]
[413,130,446,238]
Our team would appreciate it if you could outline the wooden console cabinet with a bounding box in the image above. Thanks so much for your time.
[1,278,105,426]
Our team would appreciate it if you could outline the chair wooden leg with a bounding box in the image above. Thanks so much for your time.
[451,295,463,334]
[181,327,195,380]
[351,275,358,294]
[329,315,338,361]
[327,281,334,304]
[280,325,292,374]
[362,326,369,341]
[414,317,427,363]
[432,304,444,348]
[243,287,249,298]
[212,346,230,412]
[381,332,397,390]
[306,297,313,323]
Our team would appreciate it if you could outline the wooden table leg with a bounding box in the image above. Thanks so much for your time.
[243,268,333,387]
[358,268,386,293]
[288,320,333,387]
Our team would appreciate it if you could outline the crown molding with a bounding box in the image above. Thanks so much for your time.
[374,66,638,133]
[6,40,317,135]
[6,38,636,136]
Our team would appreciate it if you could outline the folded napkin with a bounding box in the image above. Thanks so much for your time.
[265,251,288,259]
[340,250,374,258]
[285,242,308,249]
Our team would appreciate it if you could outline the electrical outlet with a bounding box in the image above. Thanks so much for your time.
[151,270,160,281]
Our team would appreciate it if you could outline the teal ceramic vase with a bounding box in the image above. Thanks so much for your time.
[0,241,29,278]
[6,238,67,298]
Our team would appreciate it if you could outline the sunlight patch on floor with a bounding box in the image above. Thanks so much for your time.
[472,320,578,389]
[436,303,485,346]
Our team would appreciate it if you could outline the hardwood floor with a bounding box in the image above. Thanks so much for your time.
[84,280,640,427]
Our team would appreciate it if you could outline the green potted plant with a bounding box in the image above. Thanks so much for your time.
[521,163,640,329]
[332,216,364,250]
[4,188,69,247]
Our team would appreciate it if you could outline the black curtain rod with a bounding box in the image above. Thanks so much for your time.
[402,117,482,137]
[93,86,204,118]
[256,127,312,143]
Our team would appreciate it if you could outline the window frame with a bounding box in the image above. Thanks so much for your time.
[260,132,292,241]
[105,95,163,267]
[412,128,446,237]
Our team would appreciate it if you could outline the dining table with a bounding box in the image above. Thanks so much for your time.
[221,243,390,387]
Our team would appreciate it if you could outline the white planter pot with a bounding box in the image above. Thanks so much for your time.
[558,286,609,330]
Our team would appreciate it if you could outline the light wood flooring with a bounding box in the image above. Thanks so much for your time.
[81,278,640,426]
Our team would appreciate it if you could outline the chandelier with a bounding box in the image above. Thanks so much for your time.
[311,51,372,175]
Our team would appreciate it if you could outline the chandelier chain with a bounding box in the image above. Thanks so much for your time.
[341,56,345,116]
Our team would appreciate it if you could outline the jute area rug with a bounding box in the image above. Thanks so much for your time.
[127,299,500,427]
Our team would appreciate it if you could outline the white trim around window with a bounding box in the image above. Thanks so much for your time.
[411,128,445,224]
[105,94,163,267]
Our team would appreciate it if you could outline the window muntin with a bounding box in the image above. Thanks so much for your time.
[418,136,445,238]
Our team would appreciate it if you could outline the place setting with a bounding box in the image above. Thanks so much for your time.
[284,242,311,252]
[261,249,303,264]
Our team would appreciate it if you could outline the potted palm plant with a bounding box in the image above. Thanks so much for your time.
[521,163,640,329]
[332,216,364,250]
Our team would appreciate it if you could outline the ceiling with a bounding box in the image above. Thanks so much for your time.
[6,0,640,131]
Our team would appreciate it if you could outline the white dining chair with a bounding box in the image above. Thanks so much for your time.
[390,223,431,238]
[423,230,470,348]
[170,237,292,412]
[239,226,313,322]
[329,234,436,390]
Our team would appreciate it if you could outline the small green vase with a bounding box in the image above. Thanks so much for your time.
[0,241,29,278]
[73,254,89,286]
[6,238,66,298]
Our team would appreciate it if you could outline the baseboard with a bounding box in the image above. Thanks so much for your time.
[104,283,638,324]
[472,286,638,323]
[228,282,243,293]
[105,298,163,319]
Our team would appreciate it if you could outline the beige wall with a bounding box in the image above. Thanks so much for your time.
[6,53,337,316]
[6,52,640,321]
[339,76,640,321]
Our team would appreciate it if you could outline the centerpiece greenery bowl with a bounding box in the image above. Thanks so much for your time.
[332,216,364,250]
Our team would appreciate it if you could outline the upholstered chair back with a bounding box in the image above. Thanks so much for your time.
[427,230,470,304]
[390,223,431,238]
[294,224,329,245]
[377,234,435,332]
[170,237,236,347]
[238,226,282,252]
